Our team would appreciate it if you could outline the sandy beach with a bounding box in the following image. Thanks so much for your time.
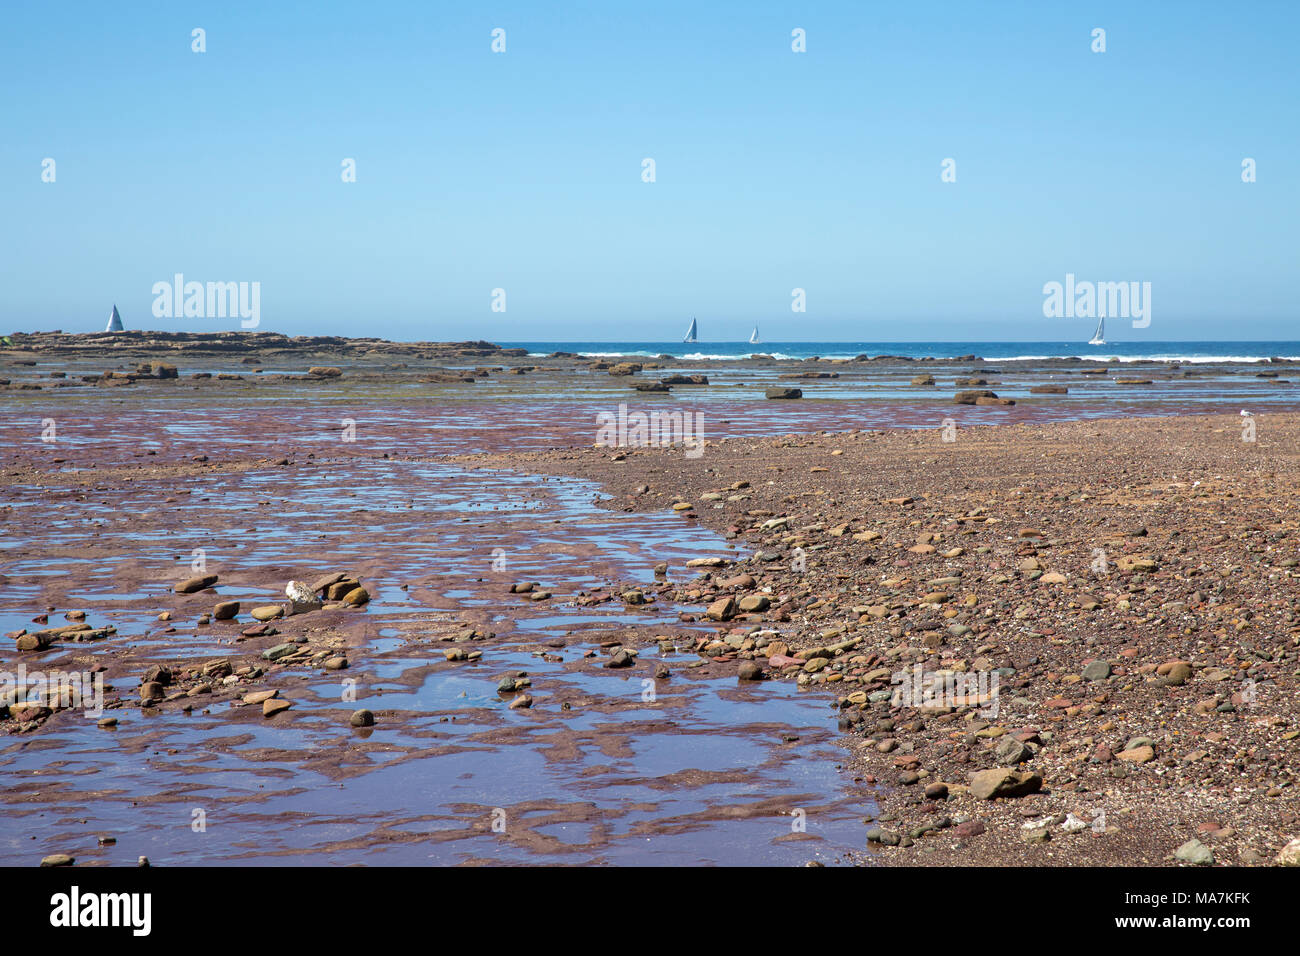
[3,332,1299,867]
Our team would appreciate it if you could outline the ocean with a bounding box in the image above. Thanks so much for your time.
[504,341,1300,364]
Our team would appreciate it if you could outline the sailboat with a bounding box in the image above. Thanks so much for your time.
[749,325,761,345]
[106,304,125,332]
[1088,316,1105,346]
[683,317,698,343]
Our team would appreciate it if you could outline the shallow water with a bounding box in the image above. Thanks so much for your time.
[0,458,869,866]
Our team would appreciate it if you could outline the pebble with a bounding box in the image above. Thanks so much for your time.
[1174,838,1214,865]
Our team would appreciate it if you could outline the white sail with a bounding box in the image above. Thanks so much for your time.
[749,325,761,345]
[1088,315,1105,346]
[106,304,124,332]
[683,317,697,343]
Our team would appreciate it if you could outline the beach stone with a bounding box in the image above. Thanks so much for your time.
[342,586,370,606]
[910,374,935,386]
[251,605,284,621]
[1116,555,1158,573]
[1118,745,1155,764]
[954,390,996,404]
[995,736,1032,766]
[509,694,533,709]
[40,854,74,867]
[262,642,297,661]
[706,596,737,621]
[765,387,802,399]
[325,579,361,600]
[307,366,343,378]
[242,690,278,705]
[737,660,764,681]
[1082,661,1111,681]
[1275,838,1300,866]
[720,573,756,589]
[622,590,647,605]
[324,656,348,670]
[737,594,770,613]
[866,827,900,846]
[1162,661,1193,685]
[969,768,1042,800]
[1175,839,1214,865]
[139,681,164,703]
[213,600,240,620]
[310,572,348,592]
[350,709,375,727]
[174,574,218,594]
[262,698,292,717]
[16,633,51,651]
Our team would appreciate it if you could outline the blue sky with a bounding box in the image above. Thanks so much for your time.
[3,1,1296,342]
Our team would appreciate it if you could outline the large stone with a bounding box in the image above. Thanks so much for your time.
[969,768,1042,800]
[16,633,51,652]
[213,600,240,621]
[262,698,292,717]
[737,660,764,681]
[174,574,218,594]
[251,605,284,622]
[765,387,802,399]
[706,596,737,621]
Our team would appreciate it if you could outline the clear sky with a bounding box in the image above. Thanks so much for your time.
[3,1,1296,342]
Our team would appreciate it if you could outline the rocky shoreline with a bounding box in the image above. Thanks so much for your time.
[4,333,1300,865]
[468,412,1300,866]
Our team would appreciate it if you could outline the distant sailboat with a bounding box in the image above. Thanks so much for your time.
[683,317,698,343]
[1088,316,1105,346]
[749,325,761,345]
[106,304,124,332]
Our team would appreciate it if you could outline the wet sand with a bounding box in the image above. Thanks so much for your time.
[3,332,1299,866]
